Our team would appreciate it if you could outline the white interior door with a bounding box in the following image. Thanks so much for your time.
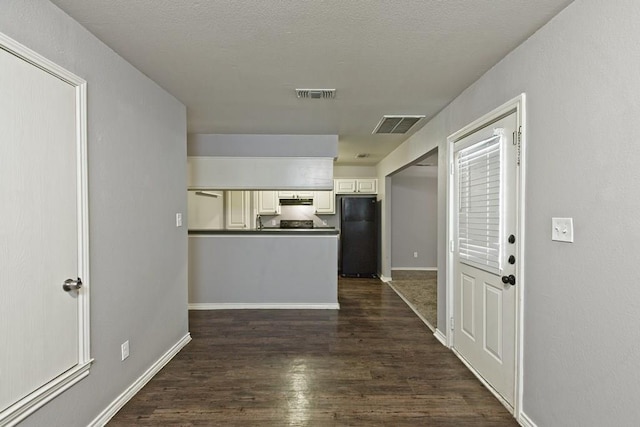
[0,39,89,422]
[453,113,518,406]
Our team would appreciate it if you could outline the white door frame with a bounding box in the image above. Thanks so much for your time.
[444,94,526,418]
[0,32,92,426]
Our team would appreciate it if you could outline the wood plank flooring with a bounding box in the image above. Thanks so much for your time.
[108,278,517,426]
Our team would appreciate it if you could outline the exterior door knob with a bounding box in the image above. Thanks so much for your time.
[501,275,516,286]
[63,277,83,292]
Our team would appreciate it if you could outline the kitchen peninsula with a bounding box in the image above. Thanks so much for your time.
[188,227,339,309]
[186,134,344,309]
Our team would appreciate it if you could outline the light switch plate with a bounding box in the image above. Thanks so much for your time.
[121,340,130,361]
[552,217,574,242]
[176,213,183,227]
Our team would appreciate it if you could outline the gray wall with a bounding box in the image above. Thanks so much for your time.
[377,0,640,425]
[333,165,378,178]
[188,133,338,157]
[391,171,437,269]
[189,235,338,305]
[1,2,188,426]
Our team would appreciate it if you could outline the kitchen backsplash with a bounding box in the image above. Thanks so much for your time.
[261,205,329,227]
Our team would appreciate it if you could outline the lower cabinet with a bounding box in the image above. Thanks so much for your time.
[225,191,251,229]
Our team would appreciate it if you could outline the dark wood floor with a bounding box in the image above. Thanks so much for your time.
[109,278,517,426]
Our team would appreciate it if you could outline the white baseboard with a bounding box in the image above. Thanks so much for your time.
[188,303,340,310]
[392,267,438,271]
[379,275,392,283]
[518,411,538,427]
[89,333,192,427]
[433,329,448,347]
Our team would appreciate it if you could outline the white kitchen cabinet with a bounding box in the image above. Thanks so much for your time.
[278,191,315,199]
[257,191,281,215]
[334,179,356,194]
[314,190,335,214]
[225,191,251,229]
[356,178,377,194]
[334,178,378,194]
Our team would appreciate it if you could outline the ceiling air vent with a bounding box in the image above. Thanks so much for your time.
[355,153,370,159]
[373,115,425,134]
[296,88,336,99]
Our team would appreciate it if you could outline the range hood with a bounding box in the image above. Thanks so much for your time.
[279,198,314,206]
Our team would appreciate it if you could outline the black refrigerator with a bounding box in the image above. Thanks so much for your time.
[340,197,378,277]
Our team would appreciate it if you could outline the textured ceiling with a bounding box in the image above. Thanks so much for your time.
[50,0,573,165]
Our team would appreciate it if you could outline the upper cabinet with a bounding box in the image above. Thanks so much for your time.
[356,179,377,194]
[278,191,314,199]
[334,178,378,194]
[314,191,335,214]
[257,191,281,215]
[334,179,356,194]
[225,191,251,229]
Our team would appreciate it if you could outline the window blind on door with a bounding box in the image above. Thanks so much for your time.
[457,134,503,275]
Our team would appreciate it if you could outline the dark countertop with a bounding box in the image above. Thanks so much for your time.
[189,227,339,236]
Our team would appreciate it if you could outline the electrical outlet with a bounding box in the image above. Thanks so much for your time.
[176,213,183,227]
[413,251,418,258]
[322,220,327,226]
[121,340,130,361]
[271,219,276,226]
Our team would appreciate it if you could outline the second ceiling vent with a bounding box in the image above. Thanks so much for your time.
[373,115,425,134]
[296,88,336,99]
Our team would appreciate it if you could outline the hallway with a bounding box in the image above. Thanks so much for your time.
[109,278,516,426]
[389,270,438,330]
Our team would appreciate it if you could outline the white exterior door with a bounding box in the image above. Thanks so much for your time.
[0,35,90,424]
[453,113,518,406]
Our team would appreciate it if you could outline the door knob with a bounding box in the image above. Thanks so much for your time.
[63,277,83,292]
[501,275,516,286]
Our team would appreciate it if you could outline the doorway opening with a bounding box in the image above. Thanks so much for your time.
[388,148,439,331]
